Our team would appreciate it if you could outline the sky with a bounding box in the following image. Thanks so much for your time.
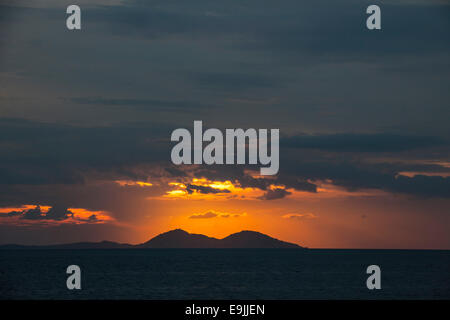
[0,0,449,248]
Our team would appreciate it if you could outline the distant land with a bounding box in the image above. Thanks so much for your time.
[0,229,304,249]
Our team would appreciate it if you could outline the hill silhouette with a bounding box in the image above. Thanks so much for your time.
[0,229,303,249]
[138,229,302,248]
[221,230,301,248]
[137,229,221,248]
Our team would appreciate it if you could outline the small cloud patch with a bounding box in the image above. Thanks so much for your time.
[282,213,317,220]
[258,188,291,200]
[189,210,246,219]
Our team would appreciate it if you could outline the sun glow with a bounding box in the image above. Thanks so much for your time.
[162,178,265,200]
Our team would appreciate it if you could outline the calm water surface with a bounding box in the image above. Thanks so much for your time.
[0,249,448,299]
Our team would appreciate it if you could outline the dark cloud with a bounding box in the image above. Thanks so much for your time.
[192,165,318,193]
[69,97,213,112]
[181,159,450,198]
[0,0,448,220]
[1,117,448,200]
[193,72,281,92]
[88,214,99,222]
[43,205,74,220]
[86,1,450,60]
[275,176,318,193]
[185,184,231,194]
[281,133,446,152]
[164,167,188,177]
[246,3,450,60]
[0,118,171,185]
[5,210,23,217]
[280,157,450,198]
[19,205,74,221]
[20,205,45,220]
[236,174,318,193]
[258,188,291,200]
[234,175,271,190]
[387,175,450,198]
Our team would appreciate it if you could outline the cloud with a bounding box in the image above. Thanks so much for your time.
[274,176,317,193]
[388,174,450,198]
[282,213,317,220]
[280,155,450,198]
[1,0,124,8]
[0,118,171,185]
[18,205,73,221]
[37,205,74,220]
[189,211,218,219]
[194,166,318,193]
[82,1,450,60]
[192,71,282,92]
[327,167,450,198]
[166,159,450,199]
[281,133,446,152]
[0,205,114,224]
[258,188,291,200]
[69,97,213,112]
[0,0,449,219]
[1,117,448,203]
[188,210,246,219]
[165,167,188,177]
[185,183,231,194]
[88,214,99,222]
[5,210,23,217]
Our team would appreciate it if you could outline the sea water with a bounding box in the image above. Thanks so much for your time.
[0,249,448,299]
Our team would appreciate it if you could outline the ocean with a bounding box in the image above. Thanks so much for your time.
[0,249,448,299]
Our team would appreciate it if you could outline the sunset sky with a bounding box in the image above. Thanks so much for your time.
[0,0,449,249]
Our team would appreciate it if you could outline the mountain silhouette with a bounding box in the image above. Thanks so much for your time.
[0,229,303,249]
[221,230,301,248]
[138,229,302,248]
[137,229,221,248]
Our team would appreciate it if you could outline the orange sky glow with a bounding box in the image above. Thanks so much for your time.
[1,175,449,249]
